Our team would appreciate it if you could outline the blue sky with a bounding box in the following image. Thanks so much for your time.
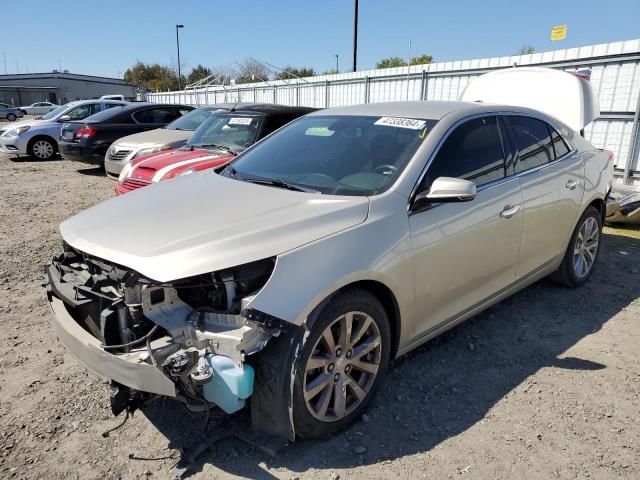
[2,0,639,78]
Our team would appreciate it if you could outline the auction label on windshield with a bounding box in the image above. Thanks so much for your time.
[375,116,426,130]
[228,117,253,125]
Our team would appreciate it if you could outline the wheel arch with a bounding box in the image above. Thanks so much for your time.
[586,196,606,226]
[27,134,58,152]
[306,279,402,360]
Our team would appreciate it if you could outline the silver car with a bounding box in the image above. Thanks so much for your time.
[45,79,612,440]
[104,103,253,178]
[0,103,24,122]
[0,100,127,160]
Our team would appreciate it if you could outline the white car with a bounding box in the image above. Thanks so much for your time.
[20,102,58,116]
[45,68,612,440]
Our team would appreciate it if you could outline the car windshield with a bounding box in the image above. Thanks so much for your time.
[41,105,69,120]
[166,108,218,131]
[187,113,263,153]
[223,115,438,196]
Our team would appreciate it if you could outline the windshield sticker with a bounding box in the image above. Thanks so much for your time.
[228,117,253,125]
[374,116,426,130]
[305,127,335,136]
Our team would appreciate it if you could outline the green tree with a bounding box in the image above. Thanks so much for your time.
[124,61,180,91]
[322,68,339,75]
[376,54,433,69]
[517,45,536,55]
[274,66,316,80]
[409,54,433,65]
[187,64,213,85]
[376,56,407,69]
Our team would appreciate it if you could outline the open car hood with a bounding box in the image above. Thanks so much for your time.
[61,172,370,281]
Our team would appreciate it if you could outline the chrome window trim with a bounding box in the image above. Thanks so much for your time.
[407,110,577,212]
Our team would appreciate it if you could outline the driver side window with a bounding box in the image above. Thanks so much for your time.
[66,103,100,120]
[419,116,506,193]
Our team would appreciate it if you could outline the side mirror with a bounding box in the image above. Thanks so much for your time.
[412,177,476,210]
[59,115,71,122]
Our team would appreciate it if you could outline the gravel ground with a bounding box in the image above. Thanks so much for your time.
[0,150,639,480]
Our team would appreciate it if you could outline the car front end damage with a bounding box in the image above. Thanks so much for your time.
[44,243,288,419]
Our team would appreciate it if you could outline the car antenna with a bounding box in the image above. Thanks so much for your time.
[230,100,239,112]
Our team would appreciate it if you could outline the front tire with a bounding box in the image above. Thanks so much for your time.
[6,113,16,122]
[291,289,391,438]
[28,137,56,160]
[550,205,602,287]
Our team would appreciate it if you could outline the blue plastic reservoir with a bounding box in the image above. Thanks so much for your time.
[202,354,255,414]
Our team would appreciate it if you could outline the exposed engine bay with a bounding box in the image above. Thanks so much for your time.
[44,242,287,417]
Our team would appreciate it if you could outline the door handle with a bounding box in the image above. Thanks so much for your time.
[500,205,521,219]
[566,179,579,190]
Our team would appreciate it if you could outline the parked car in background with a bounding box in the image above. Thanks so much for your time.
[116,104,315,193]
[20,102,58,116]
[45,69,612,440]
[0,103,24,122]
[0,100,127,160]
[58,103,193,166]
[100,94,126,101]
[105,103,237,178]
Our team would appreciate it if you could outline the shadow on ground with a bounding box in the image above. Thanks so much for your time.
[136,231,639,478]
[76,166,106,177]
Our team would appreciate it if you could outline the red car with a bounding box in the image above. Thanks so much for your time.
[115,104,315,195]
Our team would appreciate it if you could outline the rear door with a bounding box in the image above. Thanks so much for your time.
[409,115,523,336]
[504,115,584,278]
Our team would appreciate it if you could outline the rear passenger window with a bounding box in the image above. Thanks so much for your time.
[422,116,506,188]
[510,116,553,172]
[134,108,176,124]
[550,128,570,157]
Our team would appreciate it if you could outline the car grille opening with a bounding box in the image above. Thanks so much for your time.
[122,179,151,191]
[107,149,132,161]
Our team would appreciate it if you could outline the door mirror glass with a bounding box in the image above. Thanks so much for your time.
[413,177,476,210]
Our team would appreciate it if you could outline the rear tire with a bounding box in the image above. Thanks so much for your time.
[6,113,16,122]
[550,206,602,287]
[291,288,391,439]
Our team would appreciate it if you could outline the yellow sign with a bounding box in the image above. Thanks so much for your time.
[551,25,568,41]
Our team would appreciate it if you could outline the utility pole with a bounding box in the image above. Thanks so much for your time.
[176,24,184,89]
[335,54,339,73]
[352,0,358,72]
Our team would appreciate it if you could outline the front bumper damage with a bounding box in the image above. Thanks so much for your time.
[44,244,285,416]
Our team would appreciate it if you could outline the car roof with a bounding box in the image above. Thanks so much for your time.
[307,100,531,120]
[195,103,316,115]
[104,102,191,113]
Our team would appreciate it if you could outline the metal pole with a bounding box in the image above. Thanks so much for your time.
[352,0,358,72]
[623,91,640,184]
[335,54,339,73]
[176,25,184,90]
[406,40,412,100]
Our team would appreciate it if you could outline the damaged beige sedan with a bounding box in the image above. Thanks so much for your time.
[45,68,613,441]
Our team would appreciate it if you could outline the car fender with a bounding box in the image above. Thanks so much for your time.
[247,191,416,350]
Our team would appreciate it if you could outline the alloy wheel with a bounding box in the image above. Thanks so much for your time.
[303,311,382,422]
[573,216,599,278]
[33,140,54,159]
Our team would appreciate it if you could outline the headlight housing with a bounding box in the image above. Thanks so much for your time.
[133,145,171,159]
[118,161,133,182]
[4,125,30,138]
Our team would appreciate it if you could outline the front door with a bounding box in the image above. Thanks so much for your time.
[409,115,523,337]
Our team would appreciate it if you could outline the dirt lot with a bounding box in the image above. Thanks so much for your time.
[0,149,639,480]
